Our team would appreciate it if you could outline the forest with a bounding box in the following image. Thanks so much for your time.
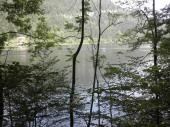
[0,0,170,127]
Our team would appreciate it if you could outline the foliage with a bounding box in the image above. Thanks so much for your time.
[0,0,170,127]
[102,3,170,127]
[2,60,68,126]
[0,0,43,32]
[29,17,63,57]
[64,0,91,32]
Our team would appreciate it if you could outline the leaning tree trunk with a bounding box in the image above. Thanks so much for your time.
[70,0,85,127]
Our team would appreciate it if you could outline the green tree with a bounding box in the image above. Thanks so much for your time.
[103,1,170,127]
[1,15,69,127]
[0,1,44,126]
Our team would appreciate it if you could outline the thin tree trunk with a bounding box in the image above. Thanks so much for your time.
[153,0,159,126]
[0,49,9,127]
[0,87,3,127]
[7,92,13,127]
[91,40,101,127]
[70,0,85,127]
[108,84,113,127]
[153,0,158,67]
[0,48,3,127]
[100,72,114,127]
[97,79,101,127]
[99,70,114,126]
[87,0,102,126]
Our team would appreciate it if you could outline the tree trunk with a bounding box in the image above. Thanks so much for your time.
[7,92,13,127]
[0,87,3,127]
[0,49,9,127]
[87,0,102,126]
[153,0,160,126]
[70,0,85,127]
[97,79,101,127]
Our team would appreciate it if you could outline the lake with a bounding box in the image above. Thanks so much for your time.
[0,43,151,88]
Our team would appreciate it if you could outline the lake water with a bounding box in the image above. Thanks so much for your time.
[0,43,152,127]
[0,43,151,88]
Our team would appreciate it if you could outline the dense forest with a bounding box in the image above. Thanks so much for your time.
[0,0,170,127]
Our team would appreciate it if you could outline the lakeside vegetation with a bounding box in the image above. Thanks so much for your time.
[0,0,170,127]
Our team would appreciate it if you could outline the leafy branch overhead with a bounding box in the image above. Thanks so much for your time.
[1,0,44,32]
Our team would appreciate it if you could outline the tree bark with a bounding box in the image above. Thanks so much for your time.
[70,0,85,127]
